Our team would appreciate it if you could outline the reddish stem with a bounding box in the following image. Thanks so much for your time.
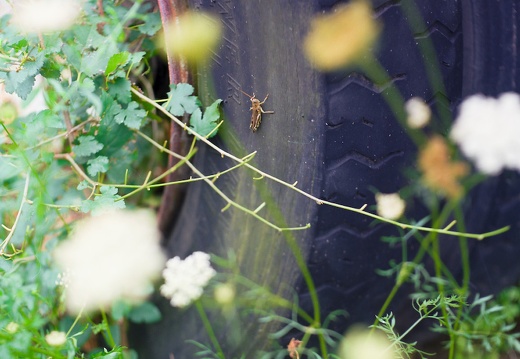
[156,0,191,236]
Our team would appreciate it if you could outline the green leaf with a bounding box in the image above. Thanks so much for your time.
[138,13,162,35]
[87,156,109,177]
[97,92,133,156]
[130,52,146,67]
[77,180,89,190]
[91,347,125,358]
[4,73,35,101]
[74,136,104,157]
[127,302,162,323]
[111,301,132,321]
[33,109,65,129]
[165,83,200,116]
[114,101,147,129]
[107,77,131,104]
[105,51,130,77]
[0,157,22,181]
[1,52,45,99]
[80,186,125,214]
[79,26,119,77]
[188,99,222,138]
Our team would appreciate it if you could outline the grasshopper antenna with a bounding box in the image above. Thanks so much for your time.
[239,89,253,98]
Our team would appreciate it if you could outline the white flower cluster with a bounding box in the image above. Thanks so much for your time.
[160,251,216,308]
[10,0,82,34]
[451,92,520,175]
[53,210,165,314]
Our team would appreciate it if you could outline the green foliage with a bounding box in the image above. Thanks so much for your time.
[74,135,104,157]
[165,83,200,116]
[0,1,222,357]
[189,99,223,138]
[80,186,125,214]
[444,292,520,358]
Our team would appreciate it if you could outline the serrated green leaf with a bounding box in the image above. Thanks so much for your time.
[165,83,200,116]
[4,73,36,101]
[79,26,119,77]
[80,186,125,215]
[138,13,162,35]
[130,52,145,67]
[74,136,103,157]
[107,77,131,104]
[114,101,146,129]
[87,156,109,177]
[62,43,82,70]
[80,77,96,93]
[77,180,89,190]
[188,99,222,138]
[97,92,133,156]
[2,53,45,100]
[105,51,130,77]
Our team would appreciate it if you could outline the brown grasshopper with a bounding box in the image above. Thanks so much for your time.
[240,90,274,132]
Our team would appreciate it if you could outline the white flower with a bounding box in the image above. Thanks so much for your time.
[339,326,397,359]
[214,283,235,305]
[11,0,82,34]
[451,92,520,175]
[405,97,431,128]
[5,322,19,334]
[55,269,71,288]
[376,193,405,220]
[45,331,67,347]
[160,251,216,308]
[53,210,166,314]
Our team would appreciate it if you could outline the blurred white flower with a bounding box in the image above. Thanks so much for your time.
[5,322,19,334]
[405,97,431,129]
[0,76,47,124]
[53,210,165,314]
[451,92,520,175]
[339,326,399,359]
[376,193,405,220]
[214,283,235,306]
[11,0,82,34]
[0,0,11,18]
[45,331,67,347]
[161,251,216,308]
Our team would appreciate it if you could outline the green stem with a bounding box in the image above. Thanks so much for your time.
[359,55,427,147]
[100,309,116,348]
[373,197,461,328]
[284,232,328,357]
[195,300,225,359]
[400,0,452,128]
[450,205,470,358]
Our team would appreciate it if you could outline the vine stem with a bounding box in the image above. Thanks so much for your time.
[131,87,509,240]
[136,130,309,232]
[100,309,116,348]
[0,173,30,254]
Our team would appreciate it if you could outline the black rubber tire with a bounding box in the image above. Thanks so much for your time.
[130,0,520,357]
